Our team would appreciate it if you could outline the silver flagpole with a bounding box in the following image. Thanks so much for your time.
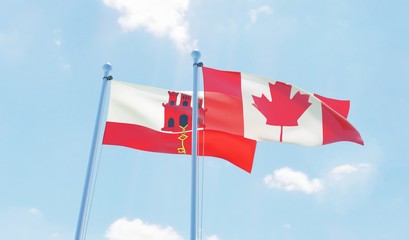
[74,63,112,240]
[190,50,201,240]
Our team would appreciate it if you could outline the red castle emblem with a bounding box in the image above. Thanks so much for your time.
[162,91,205,154]
[162,91,205,132]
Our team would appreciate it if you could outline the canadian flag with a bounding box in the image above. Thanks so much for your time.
[103,80,256,172]
[203,67,364,146]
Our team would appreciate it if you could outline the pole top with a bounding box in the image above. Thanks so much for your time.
[191,50,201,63]
[103,62,112,77]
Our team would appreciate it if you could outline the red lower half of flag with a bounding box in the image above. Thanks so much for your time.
[103,122,257,173]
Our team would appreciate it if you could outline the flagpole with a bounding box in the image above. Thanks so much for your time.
[190,50,201,240]
[74,63,112,240]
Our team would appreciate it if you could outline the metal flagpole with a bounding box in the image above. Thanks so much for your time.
[190,50,201,240]
[74,63,112,240]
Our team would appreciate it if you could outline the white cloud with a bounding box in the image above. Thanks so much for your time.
[282,223,291,229]
[331,164,358,175]
[206,235,220,240]
[264,167,323,194]
[103,0,196,51]
[249,5,273,24]
[29,207,42,216]
[105,218,183,240]
[62,64,71,70]
[331,163,372,180]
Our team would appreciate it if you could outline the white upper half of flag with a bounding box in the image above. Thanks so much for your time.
[107,80,202,132]
[107,81,168,131]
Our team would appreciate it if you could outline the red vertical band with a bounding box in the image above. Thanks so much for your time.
[203,67,244,136]
[320,104,364,145]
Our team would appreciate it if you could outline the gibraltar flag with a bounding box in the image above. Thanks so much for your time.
[103,80,256,172]
[203,67,364,146]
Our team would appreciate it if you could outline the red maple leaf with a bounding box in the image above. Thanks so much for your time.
[252,81,312,142]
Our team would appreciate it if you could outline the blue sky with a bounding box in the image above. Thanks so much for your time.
[1,0,408,239]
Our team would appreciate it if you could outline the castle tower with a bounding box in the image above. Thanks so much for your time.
[167,91,179,106]
[180,94,192,107]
